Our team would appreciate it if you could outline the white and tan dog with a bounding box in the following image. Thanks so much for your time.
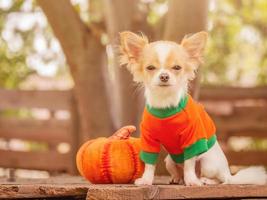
[119,31,266,186]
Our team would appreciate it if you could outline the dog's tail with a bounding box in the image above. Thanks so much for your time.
[225,166,266,185]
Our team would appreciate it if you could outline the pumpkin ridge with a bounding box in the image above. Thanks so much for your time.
[80,140,95,177]
[126,141,138,182]
[101,141,113,183]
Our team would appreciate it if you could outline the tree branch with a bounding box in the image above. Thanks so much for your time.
[38,0,114,140]
[37,0,88,42]
[37,0,89,71]
[164,0,209,42]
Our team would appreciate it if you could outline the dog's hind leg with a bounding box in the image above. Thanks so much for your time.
[200,177,219,185]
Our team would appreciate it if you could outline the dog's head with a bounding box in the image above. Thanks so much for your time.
[119,31,207,107]
[119,31,207,88]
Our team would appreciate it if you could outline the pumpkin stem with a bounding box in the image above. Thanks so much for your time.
[109,125,136,140]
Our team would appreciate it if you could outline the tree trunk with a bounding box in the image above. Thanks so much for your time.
[103,0,145,132]
[164,0,209,99]
[164,0,209,42]
[38,0,114,142]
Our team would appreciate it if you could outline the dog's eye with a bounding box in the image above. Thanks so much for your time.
[172,65,182,70]
[146,65,156,71]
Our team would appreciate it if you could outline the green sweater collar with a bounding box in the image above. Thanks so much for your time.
[146,95,188,118]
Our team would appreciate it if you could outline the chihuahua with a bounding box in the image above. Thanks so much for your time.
[119,31,266,186]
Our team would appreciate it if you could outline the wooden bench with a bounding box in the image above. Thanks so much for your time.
[0,86,266,175]
[1,176,267,199]
[200,86,267,166]
[0,89,79,174]
[0,86,266,199]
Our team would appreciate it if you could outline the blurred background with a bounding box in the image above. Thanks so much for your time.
[0,0,266,179]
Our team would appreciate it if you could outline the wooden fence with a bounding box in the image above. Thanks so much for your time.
[200,86,267,166]
[0,86,266,175]
[0,89,79,174]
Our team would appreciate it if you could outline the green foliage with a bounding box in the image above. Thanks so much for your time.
[146,0,168,25]
[0,38,33,88]
[203,0,267,86]
[0,0,67,89]
[1,0,267,89]
[251,138,267,151]
[0,0,34,89]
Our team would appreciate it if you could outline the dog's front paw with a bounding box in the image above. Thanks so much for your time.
[134,177,153,185]
[184,177,203,186]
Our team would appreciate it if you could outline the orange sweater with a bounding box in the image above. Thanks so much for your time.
[140,95,216,164]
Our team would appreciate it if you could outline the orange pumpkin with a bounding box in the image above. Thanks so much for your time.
[76,126,144,184]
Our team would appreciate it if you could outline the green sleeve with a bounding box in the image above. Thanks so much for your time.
[140,151,159,164]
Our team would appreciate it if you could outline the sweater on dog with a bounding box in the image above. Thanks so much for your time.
[140,95,216,164]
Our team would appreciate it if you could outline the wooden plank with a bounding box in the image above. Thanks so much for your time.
[0,176,89,199]
[0,118,71,143]
[68,96,80,174]
[0,185,87,199]
[200,86,267,100]
[227,130,267,138]
[226,151,267,166]
[1,176,267,199]
[233,106,267,118]
[0,89,73,110]
[211,108,267,122]
[87,184,267,200]
[214,117,267,134]
[0,150,72,172]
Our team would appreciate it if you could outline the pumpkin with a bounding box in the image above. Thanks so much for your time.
[76,126,144,184]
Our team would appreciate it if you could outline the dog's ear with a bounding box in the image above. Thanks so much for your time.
[119,31,148,65]
[181,31,208,65]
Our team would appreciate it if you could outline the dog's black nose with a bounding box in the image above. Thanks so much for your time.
[159,73,169,82]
